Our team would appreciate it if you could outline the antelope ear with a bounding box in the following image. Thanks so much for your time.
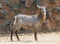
[37,5,46,8]
[37,5,40,8]
[0,3,3,9]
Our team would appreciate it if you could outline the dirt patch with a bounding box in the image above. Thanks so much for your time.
[0,32,60,44]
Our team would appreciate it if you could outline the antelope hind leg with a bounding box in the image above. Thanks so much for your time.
[11,30,13,41]
[15,30,20,41]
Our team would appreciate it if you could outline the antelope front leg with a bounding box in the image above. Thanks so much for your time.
[34,31,37,41]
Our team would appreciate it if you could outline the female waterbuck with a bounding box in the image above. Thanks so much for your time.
[10,5,46,41]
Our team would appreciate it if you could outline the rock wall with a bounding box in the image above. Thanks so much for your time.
[0,0,60,33]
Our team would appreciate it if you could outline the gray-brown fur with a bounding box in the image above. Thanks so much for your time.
[10,5,46,41]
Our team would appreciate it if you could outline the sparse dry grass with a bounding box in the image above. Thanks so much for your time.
[0,32,60,44]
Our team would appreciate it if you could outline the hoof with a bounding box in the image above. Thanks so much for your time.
[18,39,20,41]
[35,39,38,41]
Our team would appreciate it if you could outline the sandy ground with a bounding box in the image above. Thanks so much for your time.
[0,32,60,44]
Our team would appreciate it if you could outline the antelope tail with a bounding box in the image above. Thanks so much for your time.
[14,16,17,25]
